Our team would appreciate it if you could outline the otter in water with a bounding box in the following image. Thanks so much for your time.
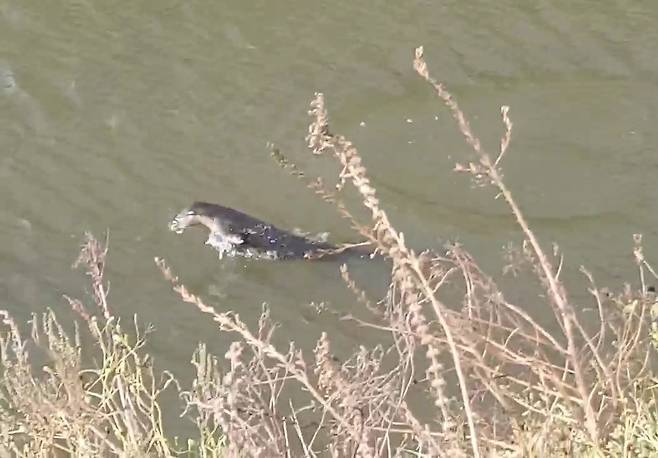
[169,201,363,260]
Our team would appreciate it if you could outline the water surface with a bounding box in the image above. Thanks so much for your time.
[2,0,658,433]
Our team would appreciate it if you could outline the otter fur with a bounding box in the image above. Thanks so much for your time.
[169,201,367,260]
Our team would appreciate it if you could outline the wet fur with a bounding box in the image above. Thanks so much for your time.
[169,201,346,260]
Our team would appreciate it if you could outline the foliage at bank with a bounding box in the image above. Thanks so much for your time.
[1,47,657,457]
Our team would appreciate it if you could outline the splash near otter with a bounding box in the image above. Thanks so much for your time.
[169,201,368,260]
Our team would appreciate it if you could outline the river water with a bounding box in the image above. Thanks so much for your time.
[2,0,658,435]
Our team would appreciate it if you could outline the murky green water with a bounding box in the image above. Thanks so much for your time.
[2,0,658,433]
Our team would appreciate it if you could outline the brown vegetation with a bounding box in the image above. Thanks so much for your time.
[0,47,657,457]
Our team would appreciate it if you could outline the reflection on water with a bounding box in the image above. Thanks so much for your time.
[1,0,658,434]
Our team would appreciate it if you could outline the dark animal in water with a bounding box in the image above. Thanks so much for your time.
[169,201,369,260]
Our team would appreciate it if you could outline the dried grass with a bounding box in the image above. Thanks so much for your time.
[0,233,223,457]
[153,47,658,456]
[0,47,657,457]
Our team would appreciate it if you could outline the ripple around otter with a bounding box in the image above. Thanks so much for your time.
[205,231,280,260]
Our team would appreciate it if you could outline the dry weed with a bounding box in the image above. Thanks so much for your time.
[154,46,658,457]
[0,234,223,457]
[1,45,657,458]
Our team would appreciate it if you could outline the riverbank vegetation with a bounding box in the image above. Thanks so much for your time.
[1,47,657,456]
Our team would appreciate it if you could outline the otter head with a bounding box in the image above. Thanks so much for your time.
[169,202,245,249]
[168,202,215,234]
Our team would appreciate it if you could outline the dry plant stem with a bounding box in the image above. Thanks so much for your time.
[154,257,363,448]
[288,400,313,458]
[306,94,480,456]
[0,303,175,455]
[73,231,111,320]
[272,147,374,258]
[580,267,607,351]
[413,45,600,445]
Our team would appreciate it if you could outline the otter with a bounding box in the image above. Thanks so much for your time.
[169,201,368,260]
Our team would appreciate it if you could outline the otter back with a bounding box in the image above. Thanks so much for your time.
[169,201,368,260]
